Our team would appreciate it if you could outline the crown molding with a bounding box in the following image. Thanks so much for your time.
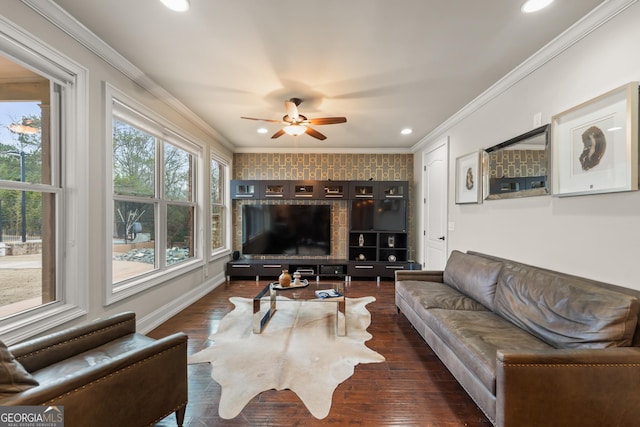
[412,0,638,153]
[20,0,235,151]
[232,145,414,154]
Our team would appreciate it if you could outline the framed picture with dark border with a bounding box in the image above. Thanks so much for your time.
[551,82,639,197]
[455,150,483,204]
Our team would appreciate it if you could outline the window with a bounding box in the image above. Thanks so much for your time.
[210,157,226,255]
[110,93,200,294]
[0,20,88,343]
[0,65,59,319]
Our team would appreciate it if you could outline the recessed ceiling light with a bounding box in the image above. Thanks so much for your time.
[160,0,190,12]
[401,128,413,135]
[257,128,268,134]
[521,0,554,13]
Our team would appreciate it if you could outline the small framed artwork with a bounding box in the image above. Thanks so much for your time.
[551,82,639,197]
[455,150,483,204]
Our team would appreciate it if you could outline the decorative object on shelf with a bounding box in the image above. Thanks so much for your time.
[358,234,364,247]
[455,150,483,204]
[278,270,291,288]
[387,235,395,248]
[552,82,639,197]
[388,254,397,262]
[357,254,366,261]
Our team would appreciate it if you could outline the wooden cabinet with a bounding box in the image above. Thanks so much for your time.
[321,181,348,199]
[261,181,290,198]
[228,179,414,280]
[230,180,259,199]
[227,260,347,280]
[380,181,408,199]
[291,180,323,199]
[226,262,257,277]
[348,231,409,278]
[349,181,378,199]
[231,179,406,201]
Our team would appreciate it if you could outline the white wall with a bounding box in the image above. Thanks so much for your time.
[416,2,640,290]
[1,1,233,334]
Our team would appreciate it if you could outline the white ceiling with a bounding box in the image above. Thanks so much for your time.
[51,0,605,152]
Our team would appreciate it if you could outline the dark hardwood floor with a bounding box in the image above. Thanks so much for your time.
[149,279,492,426]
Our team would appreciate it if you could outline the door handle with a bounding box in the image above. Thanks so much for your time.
[438,236,445,241]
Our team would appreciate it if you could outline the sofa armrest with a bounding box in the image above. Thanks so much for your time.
[10,312,137,372]
[1,333,187,426]
[496,348,640,427]
[395,270,444,283]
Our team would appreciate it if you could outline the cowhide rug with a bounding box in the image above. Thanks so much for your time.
[188,296,385,419]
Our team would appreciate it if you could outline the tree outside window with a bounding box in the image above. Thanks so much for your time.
[111,115,197,286]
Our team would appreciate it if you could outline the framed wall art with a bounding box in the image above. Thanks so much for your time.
[455,150,482,204]
[551,82,639,197]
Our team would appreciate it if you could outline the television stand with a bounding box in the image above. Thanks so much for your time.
[226,259,349,282]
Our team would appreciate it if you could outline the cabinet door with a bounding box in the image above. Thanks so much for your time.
[261,181,291,198]
[380,181,408,199]
[377,263,408,278]
[258,263,288,279]
[292,180,322,199]
[348,262,378,277]
[230,180,259,199]
[349,181,379,199]
[321,181,348,199]
[227,262,257,277]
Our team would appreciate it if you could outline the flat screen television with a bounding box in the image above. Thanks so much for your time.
[242,204,331,255]
[350,199,406,231]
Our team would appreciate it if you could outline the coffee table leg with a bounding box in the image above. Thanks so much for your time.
[336,298,346,336]
[253,285,277,333]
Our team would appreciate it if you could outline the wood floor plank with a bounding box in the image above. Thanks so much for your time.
[150,279,492,426]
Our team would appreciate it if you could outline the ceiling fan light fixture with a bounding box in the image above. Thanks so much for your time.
[160,0,190,12]
[283,124,307,136]
[521,0,554,13]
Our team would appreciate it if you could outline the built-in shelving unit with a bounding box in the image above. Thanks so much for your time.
[227,179,413,280]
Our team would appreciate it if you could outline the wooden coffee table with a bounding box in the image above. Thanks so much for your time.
[253,280,347,336]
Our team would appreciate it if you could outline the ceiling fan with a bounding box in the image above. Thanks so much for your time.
[241,98,347,140]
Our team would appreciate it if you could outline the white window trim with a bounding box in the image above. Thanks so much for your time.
[105,82,205,305]
[210,154,231,260]
[0,15,89,344]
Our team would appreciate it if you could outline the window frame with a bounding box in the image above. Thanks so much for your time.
[210,154,230,258]
[0,16,89,344]
[105,83,204,304]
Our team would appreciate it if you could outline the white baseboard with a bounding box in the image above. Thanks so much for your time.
[136,272,226,334]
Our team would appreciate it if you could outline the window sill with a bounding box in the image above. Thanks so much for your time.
[107,258,203,305]
[0,303,87,345]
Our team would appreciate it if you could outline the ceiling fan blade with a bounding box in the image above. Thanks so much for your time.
[305,126,327,140]
[271,129,286,139]
[241,116,283,123]
[306,117,347,125]
[285,100,300,121]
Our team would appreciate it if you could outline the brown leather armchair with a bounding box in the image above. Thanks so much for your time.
[0,312,187,426]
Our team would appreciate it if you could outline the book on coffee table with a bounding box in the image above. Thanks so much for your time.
[315,289,342,299]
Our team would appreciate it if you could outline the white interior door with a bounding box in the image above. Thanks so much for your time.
[423,140,448,270]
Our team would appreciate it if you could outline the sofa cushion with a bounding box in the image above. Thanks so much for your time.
[494,263,640,349]
[443,250,502,310]
[0,341,38,393]
[396,280,488,312]
[428,309,552,394]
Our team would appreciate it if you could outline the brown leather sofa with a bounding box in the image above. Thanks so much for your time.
[395,250,640,427]
[0,312,187,426]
